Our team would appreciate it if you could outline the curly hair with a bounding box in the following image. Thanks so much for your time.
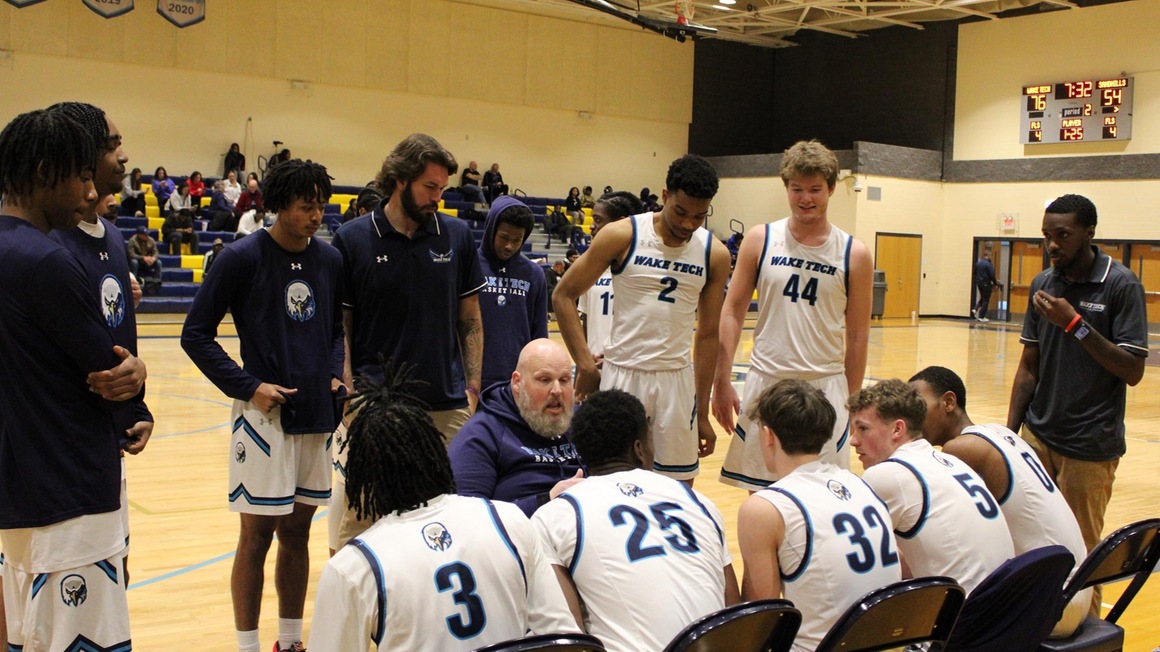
[665,154,719,199]
[779,140,839,188]
[1045,194,1098,229]
[847,379,926,437]
[570,389,647,468]
[261,159,333,213]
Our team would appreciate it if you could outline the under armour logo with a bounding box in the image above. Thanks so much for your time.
[98,252,109,260]
[376,255,389,263]
[258,416,273,426]
[291,263,302,270]
[498,267,506,274]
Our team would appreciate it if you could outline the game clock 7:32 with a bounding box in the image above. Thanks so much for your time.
[1022,77,1133,144]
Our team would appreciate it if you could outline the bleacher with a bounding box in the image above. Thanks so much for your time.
[117,180,581,314]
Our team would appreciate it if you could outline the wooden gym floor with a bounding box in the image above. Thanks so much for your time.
[121,315,1159,650]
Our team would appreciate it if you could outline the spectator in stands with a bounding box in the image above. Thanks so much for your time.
[545,259,566,301]
[564,186,583,225]
[236,208,265,239]
[121,167,146,216]
[448,339,584,517]
[235,178,263,218]
[580,185,595,208]
[203,238,224,276]
[459,160,488,207]
[152,166,175,215]
[565,248,579,270]
[166,181,193,216]
[483,162,508,204]
[162,207,200,255]
[127,226,162,288]
[222,170,242,206]
[544,206,574,248]
[270,148,291,169]
[224,142,245,178]
[187,171,206,207]
[341,198,357,223]
[477,196,550,389]
[206,180,237,232]
[342,189,381,225]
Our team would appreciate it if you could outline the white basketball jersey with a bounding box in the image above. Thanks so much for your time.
[750,218,851,379]
[579,270,615,357]
[603,214,712,371]
[960,424,1087,563]
[310,494,576,651]
[755,462,902,652]
[533,468,730,652]
[863,439,1014,594]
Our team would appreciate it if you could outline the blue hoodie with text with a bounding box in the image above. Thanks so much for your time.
[477,196,549,388]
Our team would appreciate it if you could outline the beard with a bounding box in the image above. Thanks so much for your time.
[401,181,438,225]
[516,388,572,439]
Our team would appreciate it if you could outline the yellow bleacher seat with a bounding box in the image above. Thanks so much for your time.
[145,194,157,207]
[199,197,211,208]
[145,206,160,219]
[148,217,164,230]
[181,254,204,268]
[443,208,458,218]
[193,269,203,284]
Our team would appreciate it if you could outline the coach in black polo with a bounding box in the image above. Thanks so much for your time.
[1008,193,1147,615]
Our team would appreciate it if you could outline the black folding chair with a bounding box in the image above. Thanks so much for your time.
[472,632,607,652]
[815,577,965,652]
[662,599,802,652]
[1039,517,1160,652]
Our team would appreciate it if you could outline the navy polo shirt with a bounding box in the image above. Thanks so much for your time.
[333,207,485,410]
[1019,246,1148,461]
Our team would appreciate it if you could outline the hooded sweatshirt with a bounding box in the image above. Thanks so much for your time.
[448,383,584,516]
[477,196,549,388]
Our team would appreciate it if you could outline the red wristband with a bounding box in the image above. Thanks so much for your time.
[1064,314,1083,333]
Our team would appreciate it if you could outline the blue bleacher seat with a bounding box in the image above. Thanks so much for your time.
[162,268,193,283]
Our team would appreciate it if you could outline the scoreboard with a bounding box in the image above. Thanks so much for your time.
[1021,77,1133,144]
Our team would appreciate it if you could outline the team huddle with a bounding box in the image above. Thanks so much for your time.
[0,101,1146,652]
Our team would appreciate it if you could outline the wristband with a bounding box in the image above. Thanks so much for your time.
[1064,314,1083,333]
[466,386,480,399]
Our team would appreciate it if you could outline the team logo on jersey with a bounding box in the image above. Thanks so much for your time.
[60,575,87,607]
[827,480,852,501]
[932,451,954,468]
[284,280,316,322]
[497,295,507,307]
[1003,435,1018,447]
[1079,300,1105,313]
[422,522,453,551]
[617,482,644,498]
[235,442,246,463]
[429,249,453,264]
[100,274,126,328]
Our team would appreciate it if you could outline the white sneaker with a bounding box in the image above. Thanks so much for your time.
[979,317,990,322]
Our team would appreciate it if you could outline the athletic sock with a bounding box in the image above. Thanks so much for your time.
[236,629,260,652]
[278,618,304,650]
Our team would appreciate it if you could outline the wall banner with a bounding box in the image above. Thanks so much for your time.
[84,0,134,18]
[3,0,49,7]
[157,0,203,27]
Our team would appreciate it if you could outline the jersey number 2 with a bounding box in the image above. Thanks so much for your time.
[657,276,679,303]
[783,274,819,306]
[833,505,899,573]
[435,562,486,639]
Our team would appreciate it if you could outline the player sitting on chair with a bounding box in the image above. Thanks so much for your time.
[310,362,578,650]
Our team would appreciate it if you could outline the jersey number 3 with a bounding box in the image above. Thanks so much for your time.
[435,562,486,639]
[783,274,819,306]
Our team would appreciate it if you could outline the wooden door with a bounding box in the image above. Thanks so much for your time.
[875,234,922,319]
[1128,243,1160,328]
[1009,241,1045,319]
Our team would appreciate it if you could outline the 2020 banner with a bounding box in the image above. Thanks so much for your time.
[157,0,203,27]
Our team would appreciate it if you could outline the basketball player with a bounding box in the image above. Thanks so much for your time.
[850,380,1014,593]
[910,366,1089,637]
[0,109,144,652]
[181,160,344,652]
[715,140,873,491]
[738,380,901,650]
[554,155,732,483]
[533,389,739,651]
[310,364,578,650]
[577,191,644,362]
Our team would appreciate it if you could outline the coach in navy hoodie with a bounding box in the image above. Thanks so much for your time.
[450,339,585,516]
[477,195,550,389]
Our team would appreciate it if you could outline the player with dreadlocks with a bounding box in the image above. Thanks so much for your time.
[0,108,145,651]
[181,158,344,652]
[310,361,579,651]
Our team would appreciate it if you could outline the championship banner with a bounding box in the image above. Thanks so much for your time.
[157,0,203,27]
[84,0,134,18]
[3,0,48,7]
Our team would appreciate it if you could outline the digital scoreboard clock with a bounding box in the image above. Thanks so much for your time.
[1021,77,1133,144]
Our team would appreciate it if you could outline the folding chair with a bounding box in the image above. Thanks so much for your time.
[662,599,802,652]
[1039,517,1160,652]
[471,632,607,652]
[942,545,1075,652]
[815,577,965,652]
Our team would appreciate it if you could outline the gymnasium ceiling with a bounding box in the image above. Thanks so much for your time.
[461,0,1126,48]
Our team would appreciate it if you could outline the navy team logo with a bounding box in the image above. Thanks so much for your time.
[100,274,126,328]
[60,575,87,607]
[422,522,453,551]
[932,451,954,468]
[284,280,316,322]
[235,442,246,463]
[429,249,453,263]
[1003,435,1018,447]
[617,483,643,497]
[827,479,852,501]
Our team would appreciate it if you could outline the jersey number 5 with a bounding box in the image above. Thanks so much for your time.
[610,501,700,562]
[783,274,819,306]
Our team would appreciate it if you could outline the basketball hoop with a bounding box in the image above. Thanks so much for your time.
[675,0,693,25]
